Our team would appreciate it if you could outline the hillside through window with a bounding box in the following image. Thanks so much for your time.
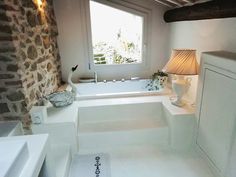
[90,1,144,65]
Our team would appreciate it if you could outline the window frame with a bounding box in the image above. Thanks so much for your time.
[85,0,151,70]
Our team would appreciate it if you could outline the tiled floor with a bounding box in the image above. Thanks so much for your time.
[76,144,215,177]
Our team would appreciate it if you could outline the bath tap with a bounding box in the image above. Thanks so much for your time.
[94,71,98,83]
[131,77,140,81]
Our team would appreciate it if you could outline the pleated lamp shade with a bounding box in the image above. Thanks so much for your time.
[163,49,199,75]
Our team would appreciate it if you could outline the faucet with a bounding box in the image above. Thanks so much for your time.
[130,77,140,81]
[94,71,98,83]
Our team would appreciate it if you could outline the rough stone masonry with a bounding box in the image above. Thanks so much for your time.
[0,0,62,129]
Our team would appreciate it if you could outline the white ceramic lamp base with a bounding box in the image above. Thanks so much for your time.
[171,77,188,107]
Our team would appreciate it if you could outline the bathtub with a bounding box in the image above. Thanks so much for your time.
[75,79,170,100]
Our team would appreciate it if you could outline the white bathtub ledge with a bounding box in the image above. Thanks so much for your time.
[77,95,195,115]
[44,95,194,118]
[77,96,167,108]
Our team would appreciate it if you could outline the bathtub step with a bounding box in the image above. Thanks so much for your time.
[78,119,169,149]
[78,102,163,124]
[79,119,166,133]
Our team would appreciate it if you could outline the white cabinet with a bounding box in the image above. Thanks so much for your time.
[196,51,236,177]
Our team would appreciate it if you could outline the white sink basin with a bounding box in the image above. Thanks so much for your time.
[0,121,23,137]
[0,140,29,177]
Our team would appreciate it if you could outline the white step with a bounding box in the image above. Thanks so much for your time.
[79,119,166,133]
[52,144,72,177]
[78,119,169,149]
[78,102,163,124]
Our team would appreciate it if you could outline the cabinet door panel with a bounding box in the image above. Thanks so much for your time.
[197,69,236,173]
[227,134,236,177]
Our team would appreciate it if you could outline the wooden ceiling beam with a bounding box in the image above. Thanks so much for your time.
[164,0,236,22]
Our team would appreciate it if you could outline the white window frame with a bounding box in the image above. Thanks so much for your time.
[84,0,152,70]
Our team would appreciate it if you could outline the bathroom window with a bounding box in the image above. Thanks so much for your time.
[88,0,148,66]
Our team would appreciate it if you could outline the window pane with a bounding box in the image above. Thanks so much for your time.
[90,1,143,65]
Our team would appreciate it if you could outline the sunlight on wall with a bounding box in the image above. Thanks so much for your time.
[34,0,43,11]
[33,0,47,24]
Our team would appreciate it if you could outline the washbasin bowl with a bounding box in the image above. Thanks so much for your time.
[0,121,23,137]
[0,140,29,177]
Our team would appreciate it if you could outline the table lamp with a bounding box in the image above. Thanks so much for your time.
[163,49,199,107]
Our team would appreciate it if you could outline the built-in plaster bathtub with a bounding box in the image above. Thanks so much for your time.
[75,79,170,100]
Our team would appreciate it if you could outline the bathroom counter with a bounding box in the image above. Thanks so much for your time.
[0,134,49,177]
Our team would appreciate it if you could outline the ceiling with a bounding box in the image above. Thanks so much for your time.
[153,0,212,8]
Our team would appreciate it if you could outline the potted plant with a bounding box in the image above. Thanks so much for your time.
[146,70,168,91]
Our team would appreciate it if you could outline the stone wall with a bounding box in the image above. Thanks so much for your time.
[0,0,62,129]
